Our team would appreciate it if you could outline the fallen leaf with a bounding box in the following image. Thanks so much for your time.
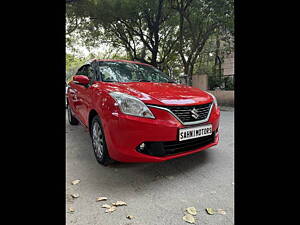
[183,214,195,224]
[126,215,134,220]
[101,204,111,209]
[206,208,226,215]
[217,209,226,215]
[71,179,80,185]
[186,207,197,215]
[68,207,75,213]
[206,208,215,215]
[112,200,127,206]
[66,195,74,203]
[105,206,116,213]
[71,193,80,198]
[96,197,108,201]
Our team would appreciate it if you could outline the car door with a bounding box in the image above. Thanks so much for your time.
[69,65,89,124]
[77,64,97,126]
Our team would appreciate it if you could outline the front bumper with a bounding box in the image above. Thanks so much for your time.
[102,104,220,162]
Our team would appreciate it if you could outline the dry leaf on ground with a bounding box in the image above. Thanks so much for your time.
[206,208,226,215]
[71,193,80,198]
[186,207,197,215]
[183,214,195,224]
[68,207,75,213]
[126,215,134,220]
[206,208,215,215]
[101,204,111,209]
[71,179,80,185]
[112,200,127,206]
[217,209,226,215]
[96,197,108,201]
[105,206,116,213]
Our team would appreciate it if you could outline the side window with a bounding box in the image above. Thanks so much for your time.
[91,63,101,81]
[76,66,87,76]
[86,65,95,80]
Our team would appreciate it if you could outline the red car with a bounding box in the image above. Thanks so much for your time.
[67,59,220,165]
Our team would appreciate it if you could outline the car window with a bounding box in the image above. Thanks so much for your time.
[96,61,174,83]
[86,65,95,80]
[76,66,88,76]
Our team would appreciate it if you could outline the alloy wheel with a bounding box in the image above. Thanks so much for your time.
[92,121,104,160]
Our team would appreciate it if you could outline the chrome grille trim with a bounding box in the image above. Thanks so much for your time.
[148,102,213,125]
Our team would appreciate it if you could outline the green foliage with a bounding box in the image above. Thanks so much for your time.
[66,0,234,82]
[208,74,234,90]
[66,54,87,82]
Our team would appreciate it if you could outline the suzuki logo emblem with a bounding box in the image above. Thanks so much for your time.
[191,108,199,119]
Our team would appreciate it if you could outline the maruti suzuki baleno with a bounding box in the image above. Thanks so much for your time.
[67,59,220,165]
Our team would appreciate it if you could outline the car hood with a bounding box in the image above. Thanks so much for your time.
[100,82,213,106]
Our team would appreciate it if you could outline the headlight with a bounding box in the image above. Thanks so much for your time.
[206,92,218,108]
[109,92,155,119]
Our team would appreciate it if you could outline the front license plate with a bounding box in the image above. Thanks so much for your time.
[179,124,212,141]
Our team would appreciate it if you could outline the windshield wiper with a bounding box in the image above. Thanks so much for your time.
[136,79,151,82]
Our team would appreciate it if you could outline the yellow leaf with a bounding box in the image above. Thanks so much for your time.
[71,179,80,185]
[186,207,197,215]
[183,214,195,224]
[105,206,116,213]
[206,208,215,215]
[112,200,127,206]
[101,204,111,209]
[71,193,80,198]
[96,197,108,201]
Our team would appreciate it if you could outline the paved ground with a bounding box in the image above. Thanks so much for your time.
[66,110,234,225]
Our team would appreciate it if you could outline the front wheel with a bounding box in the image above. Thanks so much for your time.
[90,115,112,166]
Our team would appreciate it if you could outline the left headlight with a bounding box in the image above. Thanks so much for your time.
[109,92,155,119]
[206,92,218,108]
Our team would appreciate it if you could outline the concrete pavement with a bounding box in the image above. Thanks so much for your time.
[66,110,234,225]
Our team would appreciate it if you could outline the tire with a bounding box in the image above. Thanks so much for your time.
[67,104,79,125]
[90,115,112,166]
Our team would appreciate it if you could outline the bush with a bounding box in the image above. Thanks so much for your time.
[208,74,234,90]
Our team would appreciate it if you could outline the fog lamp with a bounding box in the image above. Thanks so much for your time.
[137,143,146,152]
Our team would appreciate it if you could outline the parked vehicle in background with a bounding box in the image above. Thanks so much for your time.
[67,59,220,165]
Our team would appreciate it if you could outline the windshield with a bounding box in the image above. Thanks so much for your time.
[96,61,174,83]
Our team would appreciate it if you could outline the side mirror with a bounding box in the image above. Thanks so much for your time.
[73,75,90,85]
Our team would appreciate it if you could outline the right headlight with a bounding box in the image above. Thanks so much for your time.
[109,92,155,119]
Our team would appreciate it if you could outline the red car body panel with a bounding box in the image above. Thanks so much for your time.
[67,60,220,163]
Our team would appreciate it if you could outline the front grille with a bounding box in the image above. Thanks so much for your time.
[163,132,215,155]
[164,103,212,123]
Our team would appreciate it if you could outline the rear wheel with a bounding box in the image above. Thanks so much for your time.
[67,104,79,125]
[90,115,112,166]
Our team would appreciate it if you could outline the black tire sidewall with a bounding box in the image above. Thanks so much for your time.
[67,104,79,125]
[91,115,111,166]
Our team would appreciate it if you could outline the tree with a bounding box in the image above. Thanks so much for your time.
[66,0,179,68]
[170,0,234,85]
[66,0,234,82]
